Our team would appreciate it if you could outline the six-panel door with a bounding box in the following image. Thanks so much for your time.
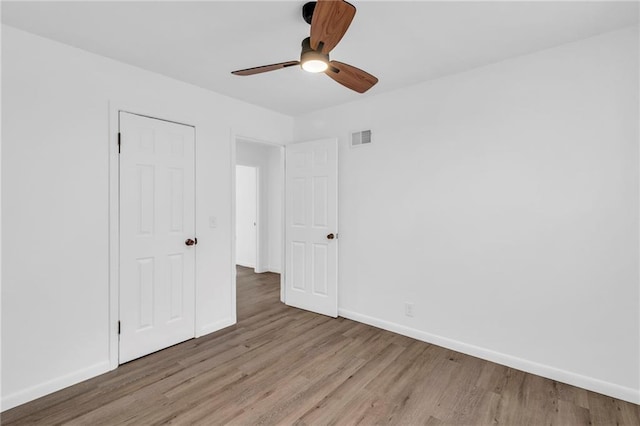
[285,139,338,317]
[119,112,196,363]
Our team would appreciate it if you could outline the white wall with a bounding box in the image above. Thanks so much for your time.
[236,140,283,273]
[294,27,640,403]
[1,25,292,410]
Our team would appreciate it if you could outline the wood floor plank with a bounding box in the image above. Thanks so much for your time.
[2,266,638,425]
[292,343,406,425]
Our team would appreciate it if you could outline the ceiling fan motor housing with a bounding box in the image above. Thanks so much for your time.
[300,37,329,64]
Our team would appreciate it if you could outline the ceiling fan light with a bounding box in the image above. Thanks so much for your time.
[302,59,328,73]
[300,38,330,73]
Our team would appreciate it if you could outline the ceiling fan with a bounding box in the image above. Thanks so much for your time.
[231,0,378,94]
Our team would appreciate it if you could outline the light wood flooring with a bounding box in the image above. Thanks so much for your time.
[2,266,639,425]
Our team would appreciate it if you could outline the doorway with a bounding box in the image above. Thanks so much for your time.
[236,165,258,269]
[234,138,285,302]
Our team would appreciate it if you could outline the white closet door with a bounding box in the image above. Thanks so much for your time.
[119,112,196,363]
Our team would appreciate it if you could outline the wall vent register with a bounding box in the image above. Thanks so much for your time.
[351,130,372,147]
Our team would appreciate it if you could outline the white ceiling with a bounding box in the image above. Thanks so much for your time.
[2,1,638,116]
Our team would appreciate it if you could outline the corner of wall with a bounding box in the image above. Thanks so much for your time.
[196,317,236,339]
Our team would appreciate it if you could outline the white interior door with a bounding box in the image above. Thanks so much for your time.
[119,112,196,364]
[236,165,257,268]
[285,138,338,317]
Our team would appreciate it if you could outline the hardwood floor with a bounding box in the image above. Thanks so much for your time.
[3,266,639,425]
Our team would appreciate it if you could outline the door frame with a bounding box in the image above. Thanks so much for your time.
[231,134,286,307]
[108,101,197,370]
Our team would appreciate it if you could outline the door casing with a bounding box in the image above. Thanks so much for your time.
[108,102,198,369]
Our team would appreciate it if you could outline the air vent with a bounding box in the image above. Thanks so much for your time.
[351,130,372,147]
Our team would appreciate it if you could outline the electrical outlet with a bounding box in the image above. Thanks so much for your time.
[405,302,414,317]
[209,216,217,228]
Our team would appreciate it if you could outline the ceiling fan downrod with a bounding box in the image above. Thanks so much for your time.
[302,2,316,25]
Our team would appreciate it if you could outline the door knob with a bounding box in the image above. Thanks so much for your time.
[327,233,335,240]
[185,238,197,246]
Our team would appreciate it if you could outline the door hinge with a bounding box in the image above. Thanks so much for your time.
[118,321,121,335]
[117,132,121,154]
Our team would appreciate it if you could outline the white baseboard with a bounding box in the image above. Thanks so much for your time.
[338,308,640,405]
[2,317,238,412]
[1,360,111,412]
[251,264,280,274]
[197,317,235,338]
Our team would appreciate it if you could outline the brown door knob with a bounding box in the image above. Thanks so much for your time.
[185,238,197,246]
[327,233,335,240]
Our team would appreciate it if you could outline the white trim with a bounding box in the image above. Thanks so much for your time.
[193,125,199,346]
[254,165,263,273]
[108,102,120,370]
[338,308,640,405]
[197,317,236,338]
[229,131,238,324]
[108,100,198,371]
[279,146,286,303]
[1,361,110,411]
[637,52,640,405]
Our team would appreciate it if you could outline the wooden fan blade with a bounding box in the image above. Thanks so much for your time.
[310,0,356,54]
[325,61,378,93]
[231,61,299,76]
